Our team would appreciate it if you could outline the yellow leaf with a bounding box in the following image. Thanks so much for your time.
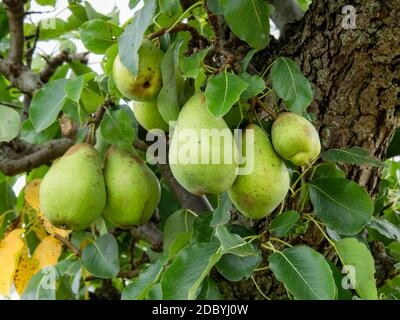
[0,229,25,297]
[24,179,41,211]
[24,179,71,238]
[14,236,62,295]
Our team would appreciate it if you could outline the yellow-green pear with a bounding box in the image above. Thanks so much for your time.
[228,124,290,219]
[39,144,106,230]
[132,100,169,132]
[271,112,321,166]
[169,93,239,195]
[113,39,164,101]
[103,146,161,228]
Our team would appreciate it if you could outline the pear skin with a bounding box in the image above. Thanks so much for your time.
[39,144,106,230]
[132,100,169,132]
[271,112,321,166]
[169,93,239,195]
[113,39,164,101]
[103,146,161,228]
[228,124,290,219]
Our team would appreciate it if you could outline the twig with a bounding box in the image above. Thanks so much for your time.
[53,233,81,257]
[255,97,278,119]
[26,25,40,69]
[0,101,22,109]
[3,0,25,65]
[148,22,209,48]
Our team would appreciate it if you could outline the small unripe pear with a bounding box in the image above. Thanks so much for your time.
[103,146,161,228]
[271,112,321,166]
[228,124,290,219]
[39,144,106,230]
[169,93,239,195]
[132,100,169,132]
[113,39,164,101]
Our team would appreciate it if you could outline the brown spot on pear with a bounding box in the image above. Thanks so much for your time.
[228,124,290,219]
[39,144,106,230]
[169,93,239,195]
[102,146,161,228]
[271,112,321,166]
[113,39,164,101]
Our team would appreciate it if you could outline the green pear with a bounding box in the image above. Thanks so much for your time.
[228,124,290,219]
[103,146,161,228]
[39,144,106,230]
[113,39,164,101]
[271,112,321,166]
[132,100,169,132]
[169,93,239,195]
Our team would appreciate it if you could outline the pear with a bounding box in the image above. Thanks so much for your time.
[271,112,321,166]
[39,144,106,230]
[169,93,239,195]
[228,124,290,219]
[113,39,164,101]
[132,100,169,132]
[103,146,161,228]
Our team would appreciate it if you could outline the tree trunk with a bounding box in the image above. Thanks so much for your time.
[217,0,400,299]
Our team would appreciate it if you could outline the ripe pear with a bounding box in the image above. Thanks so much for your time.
[228,124,290,219]
[132,100,169,132]
[103,146,161,228]
[169,93,239,195]
[113,39,164,101]
[39,144,106,230]
[271,112,321,166]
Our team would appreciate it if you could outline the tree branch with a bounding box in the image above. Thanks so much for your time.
[0,138,74,176]
[3,0,25,65]
[53,233,81,257]
[131,222,163,252]
[40,51,89,83]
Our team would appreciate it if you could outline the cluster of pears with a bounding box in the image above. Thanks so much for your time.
[112,39,321,220]
[169,95,321,219]
[39,144,160,231]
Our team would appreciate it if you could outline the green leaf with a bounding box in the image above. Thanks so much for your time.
[211,192,232,227]
[387,128,400,158]
[197,276,222,300]
[118,0,156,75]
[192,213,214,243]
[84,1,111,21]
[327,261,352,300]
[121,260,163,300]
[100,109,136,150]
[269,246,336,300]
[64,76,85,103]
[309,178,373,235]
[220,0,270,49]
[215,225,258,257]
[36,0,56,7]
[80,19,122,54]
[82,233,120,279]
[129,0,141,9]
[238,73,266,100]
[216,252,262,282]
[21,266,57,300]
[29,79,67,132]
[321,147,386,168]
[269,210,300,237]
[160,242,222,299]
[20,119,59,144]
[163,209,196,251]
[240,49,258,72]
[336,238,378,300]
[271,57,313,114]
[168,232,192,259]
[0,4,9,39]
[312,163,346,179]
[205,70,249,117]
[369,217,400,241]
[157,41,182,123]
[103,44,118,75]
[147,283,162,300]
[179,48,209,78]
[159,0,181,17]
[378,276,400,300]
[0,106,20,142]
